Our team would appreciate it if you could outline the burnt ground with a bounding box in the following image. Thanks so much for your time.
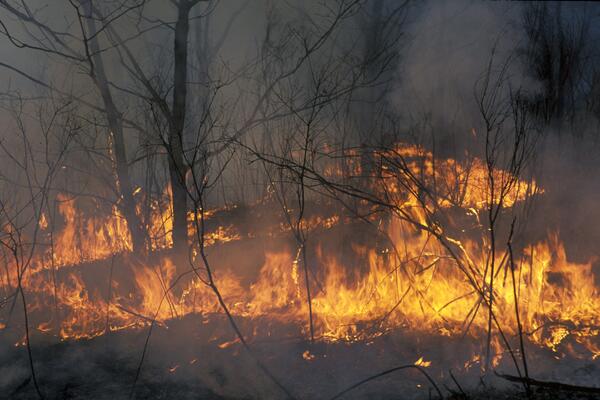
[1,314,600,400]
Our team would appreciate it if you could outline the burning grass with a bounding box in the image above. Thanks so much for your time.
[1,143,599,398]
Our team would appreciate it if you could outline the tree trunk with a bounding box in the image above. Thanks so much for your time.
[82,0,147,253]
[358,0,384,182]
[169,1,194,254]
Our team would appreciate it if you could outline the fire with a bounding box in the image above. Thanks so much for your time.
[302,350,316,361]
[38,212,48,230]
[218,338,241,349]
[414,357,432,367]
[1,143,598,370]
[47,191,239,268]
[51,193,133,266]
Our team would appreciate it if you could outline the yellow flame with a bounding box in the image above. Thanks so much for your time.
[3,143,598,369]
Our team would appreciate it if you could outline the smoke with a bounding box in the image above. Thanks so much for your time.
[392,1,535,155]
[389,0,600,264]
[3,2,600,399]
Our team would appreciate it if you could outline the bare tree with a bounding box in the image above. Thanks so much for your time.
[0,94,76,399]
[475,49,538,383]
[249,45,541,396]
[0,0,149,252]
[520,2,592,125]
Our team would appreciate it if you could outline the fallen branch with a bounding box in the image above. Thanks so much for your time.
[496,372,600,395]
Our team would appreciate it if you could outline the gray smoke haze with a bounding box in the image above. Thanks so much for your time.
[393,1,531,153]
[2,1,600,399]
[389,1,600,263]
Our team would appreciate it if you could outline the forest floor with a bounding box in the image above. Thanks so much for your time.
[2,313,600,399]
